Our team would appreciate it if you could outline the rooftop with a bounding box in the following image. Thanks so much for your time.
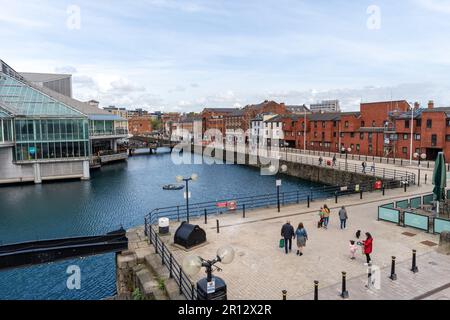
[20,72,72,83]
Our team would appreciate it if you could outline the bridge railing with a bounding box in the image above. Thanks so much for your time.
[145,178,406,226]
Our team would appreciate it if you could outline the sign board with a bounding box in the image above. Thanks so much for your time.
[227,201,237,211]
[216,202,228,208]
[28,146,36,155]
[340,186,348,192]
[276,179,282,187]
[207,279,216,294]
[183,192,191,199]
[354,184,360,192]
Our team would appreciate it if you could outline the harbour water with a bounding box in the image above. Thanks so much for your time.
[0,150,327,299]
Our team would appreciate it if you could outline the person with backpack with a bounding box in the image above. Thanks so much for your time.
[295,223,308,256]
[280,221,295,254]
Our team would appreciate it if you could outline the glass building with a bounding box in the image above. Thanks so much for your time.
[0,59,128,184]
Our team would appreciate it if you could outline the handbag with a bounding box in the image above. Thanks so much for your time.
[279,238,285,248]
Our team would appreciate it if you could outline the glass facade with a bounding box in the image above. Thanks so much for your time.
[0,118,14,143]
[0,73,82,117]
[14,118,89,161]
[89,120,128,136]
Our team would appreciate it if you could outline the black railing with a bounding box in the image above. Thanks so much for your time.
[145,178,407,226]
[146,223,197,300]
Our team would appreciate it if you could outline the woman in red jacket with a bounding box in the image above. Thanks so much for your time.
[363,232,373,264]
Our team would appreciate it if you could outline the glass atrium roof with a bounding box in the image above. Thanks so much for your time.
[0,71,85,118]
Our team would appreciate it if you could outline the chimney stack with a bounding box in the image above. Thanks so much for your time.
[428,100,434,109]
[414,102,420,110]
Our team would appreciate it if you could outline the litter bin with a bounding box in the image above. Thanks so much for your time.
[159,217,170,235]
[197,277,227,300]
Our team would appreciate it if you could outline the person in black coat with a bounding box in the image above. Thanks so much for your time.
[281,221,295,254]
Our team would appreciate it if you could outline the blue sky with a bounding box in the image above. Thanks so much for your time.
[1,0,450,112]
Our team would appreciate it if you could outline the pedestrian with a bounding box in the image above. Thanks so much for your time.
[319,156,323,166]
[349,240,357,260]
[322,204,330,229]
[362,161,367,173]
[332,155,337,166]
[295,223,308,256]
[362,232,373,264]
[318,207,324,228]
[370,161,375,172]
[338,206,348,229]
[355,230,361,239]
[280,221,295,255]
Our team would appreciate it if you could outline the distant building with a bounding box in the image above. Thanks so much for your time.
[128,116,153,135]
[104,106,128,119]
[286,104,310,114]
[21,72,73,98]
[310,100,340,113]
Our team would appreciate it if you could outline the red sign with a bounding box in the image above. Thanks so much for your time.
[216,202,228,208]
[227,201,237,211]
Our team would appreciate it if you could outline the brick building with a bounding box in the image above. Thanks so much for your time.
[128,116,153,135]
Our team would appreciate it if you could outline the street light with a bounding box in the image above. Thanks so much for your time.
[341,147,352,171]
[414,152,427,166]
[176,173,198,223]
[183,245,235,300]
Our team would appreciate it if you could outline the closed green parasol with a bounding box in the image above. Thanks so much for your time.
[432,152,447,216]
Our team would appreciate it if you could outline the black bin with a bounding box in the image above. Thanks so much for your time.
[174,222,206,249]
[197,277,227,300]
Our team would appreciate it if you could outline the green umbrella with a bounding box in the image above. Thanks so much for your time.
[432,152,447,216]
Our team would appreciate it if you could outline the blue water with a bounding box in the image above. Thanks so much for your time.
[0,150,325,300]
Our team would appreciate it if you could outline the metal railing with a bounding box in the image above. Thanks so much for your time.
[145,178,406,226]
[146,223,197,300]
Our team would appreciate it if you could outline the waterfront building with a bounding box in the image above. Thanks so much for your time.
[21,72,72,98]
[310,99,340,113]
[0,59,128,185]
[128,115,153,135]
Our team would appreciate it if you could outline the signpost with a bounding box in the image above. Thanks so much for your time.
[276,179,282,213]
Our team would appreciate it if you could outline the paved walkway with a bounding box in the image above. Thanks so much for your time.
[151,183,448,300]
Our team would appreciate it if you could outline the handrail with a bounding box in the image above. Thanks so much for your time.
[145,178,406,226]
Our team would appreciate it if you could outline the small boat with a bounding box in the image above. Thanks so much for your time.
[162,184,184,191]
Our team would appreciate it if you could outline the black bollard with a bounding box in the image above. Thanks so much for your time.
[314,281,319,300]
[340,272,349,299]
[216,220,220,234]
[204,209,207,224]
[243,204,246,218]
[382,185,386,196]
[307,195,310,208]
[335,191,338,204]
[282,290,287,301]
[425,174,428,185]
[404,180,407,192]
[411,250,419,273]
[390,256,397,280]
[360,189,363,200]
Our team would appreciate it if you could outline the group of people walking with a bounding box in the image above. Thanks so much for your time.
[318,205,348,230]
[280,221,308,256]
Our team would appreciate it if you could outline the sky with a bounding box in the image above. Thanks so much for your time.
[1,0,450,112]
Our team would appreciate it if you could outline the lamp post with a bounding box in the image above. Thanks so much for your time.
[176,173,198,223]
[414,152,426,186]
[183,245,235,300]
[342,147,352,171]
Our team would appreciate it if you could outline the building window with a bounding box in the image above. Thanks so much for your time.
[322,132,325,139]
[415,148,420,154]
[368,145,373,154]
[432,134,437,146]
[322,121,325,128]
[360,133,364,140]
[356,144,360,151]
[403,134,408,140]
[333,121,337,128]
[314,132,318,138]
[361,121,365,127]
[447,119,450,127]
[402,147,408,154]
[333,132,337,137]
[350,132,355,138]
[314,121,318,128]
[340,132,344,138]
[405,120,410,129]
[414,134,421,141]
[427,119,432,128]
[446,135,450,142]
[372,121,376,127]
[345,121,349,128]
[416,119,422,127]
[350,144,354,150]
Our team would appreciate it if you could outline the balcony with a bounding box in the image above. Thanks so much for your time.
[89,128,129,138]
